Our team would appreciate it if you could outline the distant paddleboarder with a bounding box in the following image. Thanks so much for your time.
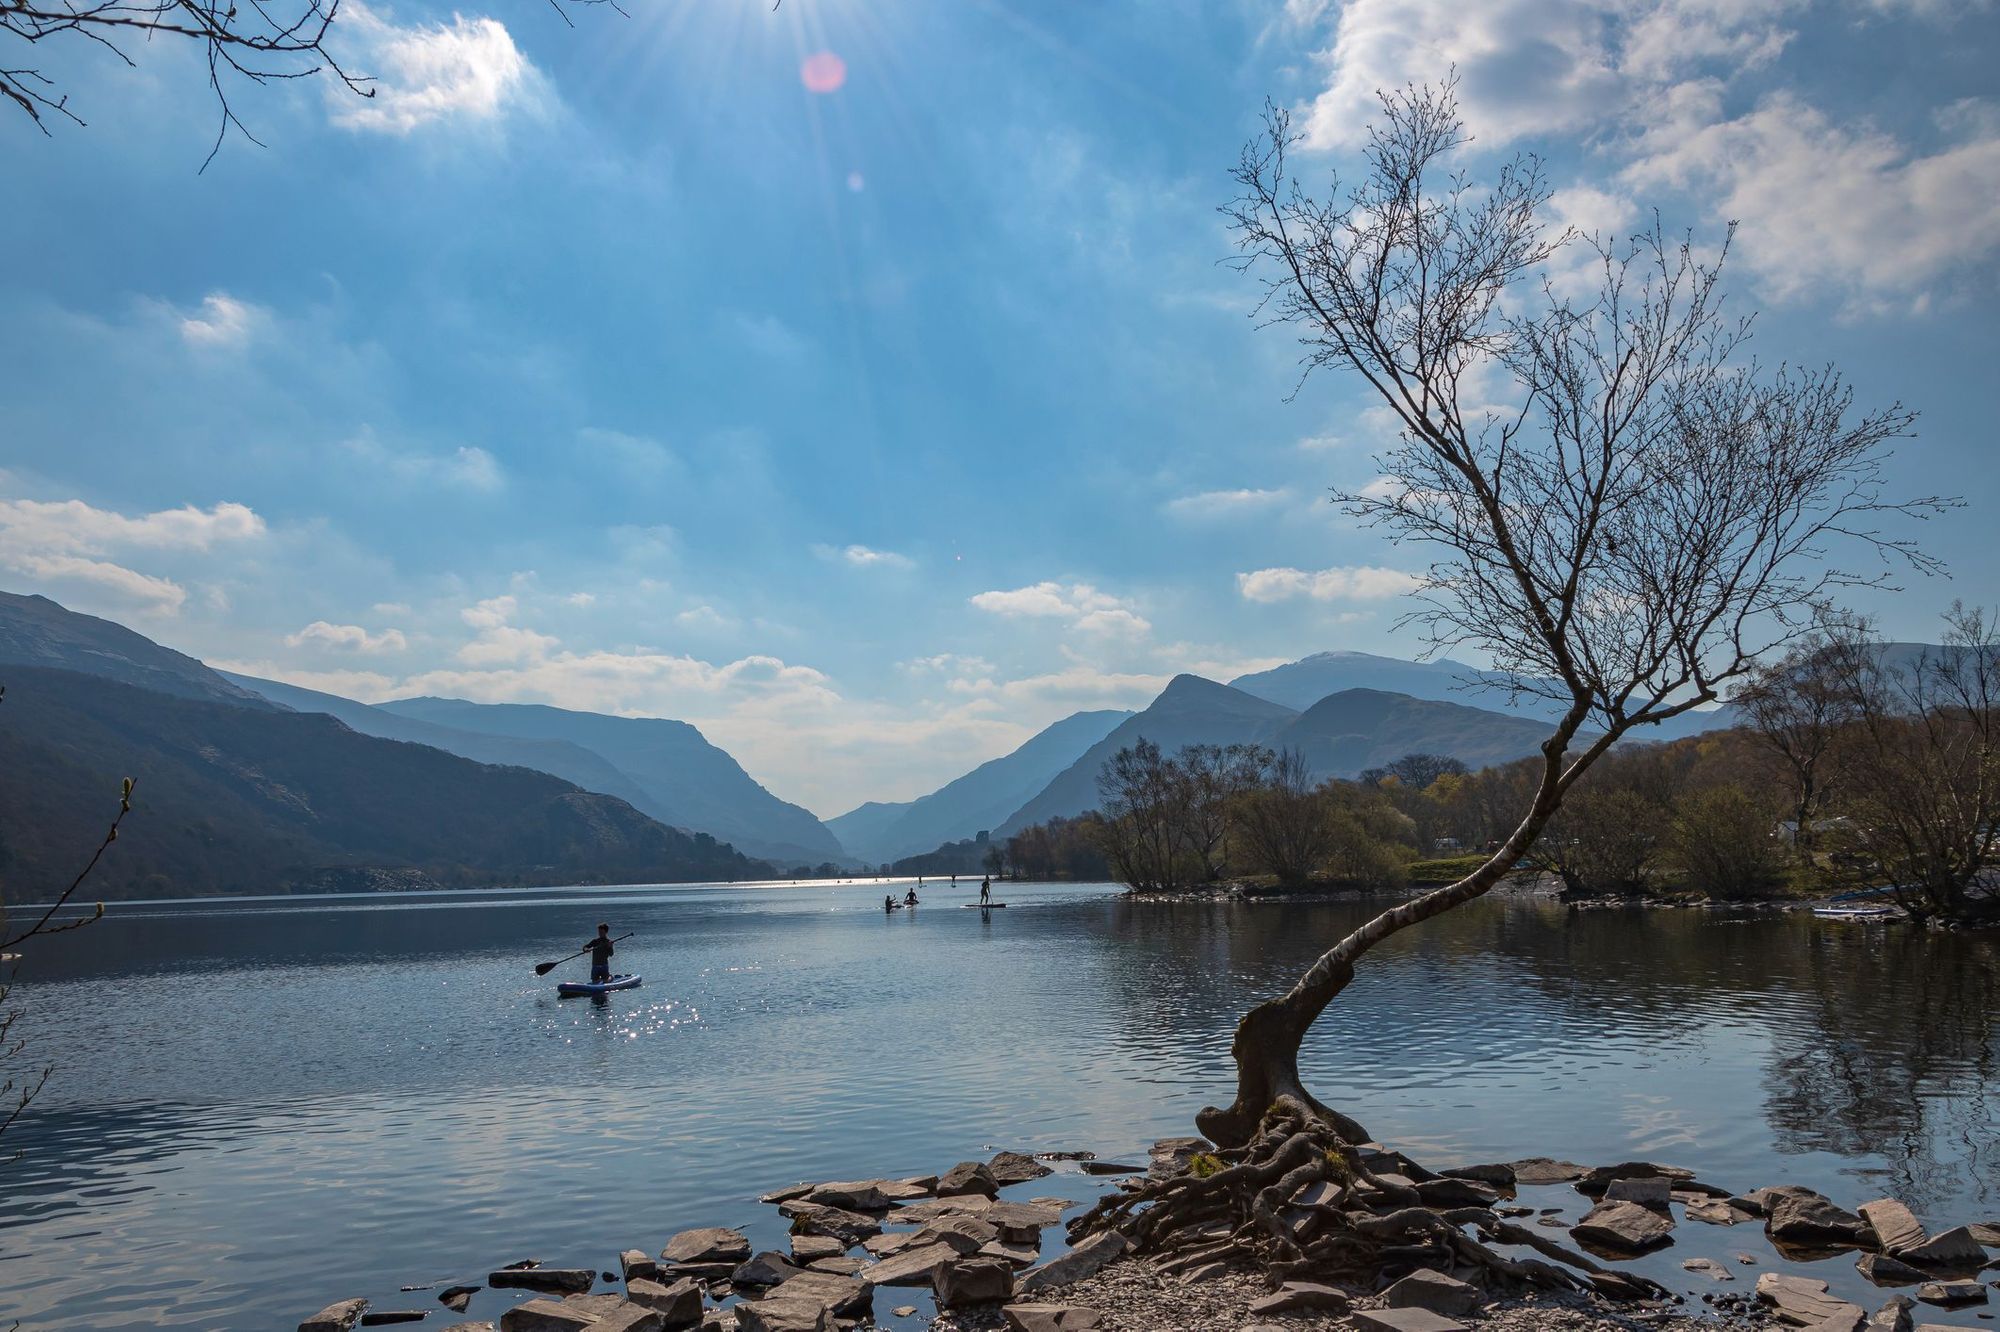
[586,923,616,983]
[904,887,919,906]
[979,876,992,906]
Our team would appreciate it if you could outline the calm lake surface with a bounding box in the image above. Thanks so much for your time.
[2,880,1995,1330]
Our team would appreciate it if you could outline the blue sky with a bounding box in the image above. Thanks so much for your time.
[3,0,1997,816]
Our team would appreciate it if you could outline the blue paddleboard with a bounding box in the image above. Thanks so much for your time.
[557,973,642,997]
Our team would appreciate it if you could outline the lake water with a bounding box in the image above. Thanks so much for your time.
[2,881,1995,1330]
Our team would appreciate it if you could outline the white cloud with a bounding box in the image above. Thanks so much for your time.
[562,591,597,607]
[675,604,735,631]
[1162,487,1292,519]
[1236,564,1422,603]
[177,293,265,348]
[286,620,409,654]
[344,432,504,493]
[373,602,412,616]
[333,3,546,134]
[0,495,266,613]
[1291,0,1997,308]
[1623,92,2000,309]
[813,543,914,571]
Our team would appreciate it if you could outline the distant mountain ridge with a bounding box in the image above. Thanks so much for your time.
[0,665,765,899]
[0,590,274,709]
[376,697,844,866]
[826,708,1131,863]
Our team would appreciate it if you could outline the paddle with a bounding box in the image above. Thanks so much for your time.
[534,932,633,977]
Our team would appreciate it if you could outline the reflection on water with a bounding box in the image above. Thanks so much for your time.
[0,883,1993,1329]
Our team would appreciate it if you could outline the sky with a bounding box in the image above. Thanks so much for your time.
[3,0,1997,818]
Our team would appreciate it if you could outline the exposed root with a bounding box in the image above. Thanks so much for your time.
[1070,1097,1670,1305]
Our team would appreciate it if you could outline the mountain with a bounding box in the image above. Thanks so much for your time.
[1232,649,1736,739]
[376,697,844,866]
[221,671,663,817]
[0,666,766,900]
[1271,688,1571,778]
[0,590,274,709]
[994,676,1300,835]
[1230,650,1546,717]
[826,708,1132,863]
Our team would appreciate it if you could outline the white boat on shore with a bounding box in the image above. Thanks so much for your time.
[1811,904,1901,921]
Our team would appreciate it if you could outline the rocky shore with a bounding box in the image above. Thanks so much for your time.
[293,1136,2000,1332]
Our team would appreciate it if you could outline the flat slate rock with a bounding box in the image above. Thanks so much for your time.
[989,1152,1055,1185]
[1770,1191,1871,1244]
[1858,1252,1930,1286]
[624,1278,702,1326]
[865,1242,960,1286]
[893,1195,996,1223]
[1758,1273,1863,1326]
[1687,1198,1758,1226]
[804,1181,894,1213]
[1683,1258,1735,1281]
[1915,1279,1987,1307]
[1508,1158,1589,1185]
[301,1300,370,1332]
[1605,1176,1674,1209]
[766,1271,871,1317]
[938,1161,1001,1198]
[496,1300,595,1332]
[490,1269,595,1295]
[1382,1268,1478,1315]
[730,1298,832,1332]
[1002,1306,1102,1332]
[1861,1200,1930,1255]
[662,1229,752,1266]
[1246,1281,1349,1316]
[789,1236,847,1264]
[778,1202,881,1244]
[1573,1200,1674,1252]
[1901,1227,1986,1270]
[1351,1310,1469,1332]
[1017,1232,1129,1295]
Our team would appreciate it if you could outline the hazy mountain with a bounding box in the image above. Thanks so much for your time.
[221,671,663,818]
[1272,688,1572,778]
[0,590,274,709]
[377,697,845,866]
[827,708,1132,863]
[994,676,1299,835]
[0,666,766,900]
[1232,649,1737,740]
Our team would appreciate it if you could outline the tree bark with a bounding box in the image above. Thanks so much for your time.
[1197,733,1576,1148]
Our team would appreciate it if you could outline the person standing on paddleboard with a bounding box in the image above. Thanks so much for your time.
[979,876,992,906]
[586,924,616,983]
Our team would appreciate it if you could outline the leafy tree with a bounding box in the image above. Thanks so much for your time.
[1671,785,1785,900]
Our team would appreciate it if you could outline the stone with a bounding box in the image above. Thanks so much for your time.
[865,1242,960,1286]
[1246,1282,1350,1316]
[1758,1273,1864,1326]
[1148,1137,1208,1179]
[1508,1157,1588,1185]
[779,1202,880,1245]
[1576,1161,1696,1197]
[1804,1311,1866,1332]
[1902,1227,1987,1270]
[788,1236,845,1264]
[804,1257,866,1276]
[1291,1180,1343,1208]
[892,1308,917,1320]
[1442,1162,1516,1188]
[359,1314,427,1327]
[1002,1306,1101,1332]
[624,1277,704,1328]
[881,1177,935,1200]
[1415,1176,1500,1208]
[1078,1161,1142,1175]
[1866,1296,1915,1332]
[562,1295,632,1320]
[765,1271,870,1318]
[914,1219,995,1255]
[1968,1223,2000,1246]
[1687,1199,1757,1225]
[989,1151,1054,1185]
[439,1287,479,1313]
[301,1299,370,1332]
[583,1306,666,1332]
[934,1256,1014,1307]
[1683,1258,1736,1281]
[442,1326,496,1332]
[805,1180,893,1213]
[1862,1201,1931,1255]
[862,1232,918,1258]
[732,1253,803,1288]
[980,1241,1041,1267]
[1605,1176,1674,1210]
[730,1300,831,1332]
[1740,1185,1819,1216]
[1178,1260,1230,1282]
[1915,1279,1986,1306]
[1350,1311,1469,1332]
[759,1183,815,1205]
[1382,1268,1479,1315]
[662,1229,752,1266]
[497,1301,595,1332]
[1017,1232,1130,1294]
[1859,1252,1930,1285]
[490,1270,595,1295]
[986,1202,1053,1244]
[620,1251,658,1282]
[938,1161,1001,1198]
[1573,1200,1674,1252]
[1770,1191,1872,1246]
[892,1195,995,1223]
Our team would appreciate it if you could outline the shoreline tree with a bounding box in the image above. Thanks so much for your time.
[1074,80,1947,1286]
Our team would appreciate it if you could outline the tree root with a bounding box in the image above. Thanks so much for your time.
[1069,1097,1671,1305]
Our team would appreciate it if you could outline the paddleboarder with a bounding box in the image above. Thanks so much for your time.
[979,876,992,906]
[586,923,616,983]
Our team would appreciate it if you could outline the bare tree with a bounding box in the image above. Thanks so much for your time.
[1738,631,1865,872]
[4,0,617,166]
[1530,786,1662,897]
[1155,79,1942,1158]
[1175,743,1269,882]
[1230,749,1335,887]
[1833,606,2000,921]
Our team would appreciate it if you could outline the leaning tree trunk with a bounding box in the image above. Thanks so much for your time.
[1196,728,1581,1149]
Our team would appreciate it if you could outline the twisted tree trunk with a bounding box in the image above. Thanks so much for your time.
[1197,726,1583,1148]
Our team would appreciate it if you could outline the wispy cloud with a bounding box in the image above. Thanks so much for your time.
[286,620,409,653]
[1162,487,1292,520]
[177,292,266,348]
[1236,564,1421,603]
[0,494,265,613]
[332,2,548,134]
[814,543,914,570]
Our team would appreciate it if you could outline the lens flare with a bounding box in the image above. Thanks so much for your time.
[800,51,847,94]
